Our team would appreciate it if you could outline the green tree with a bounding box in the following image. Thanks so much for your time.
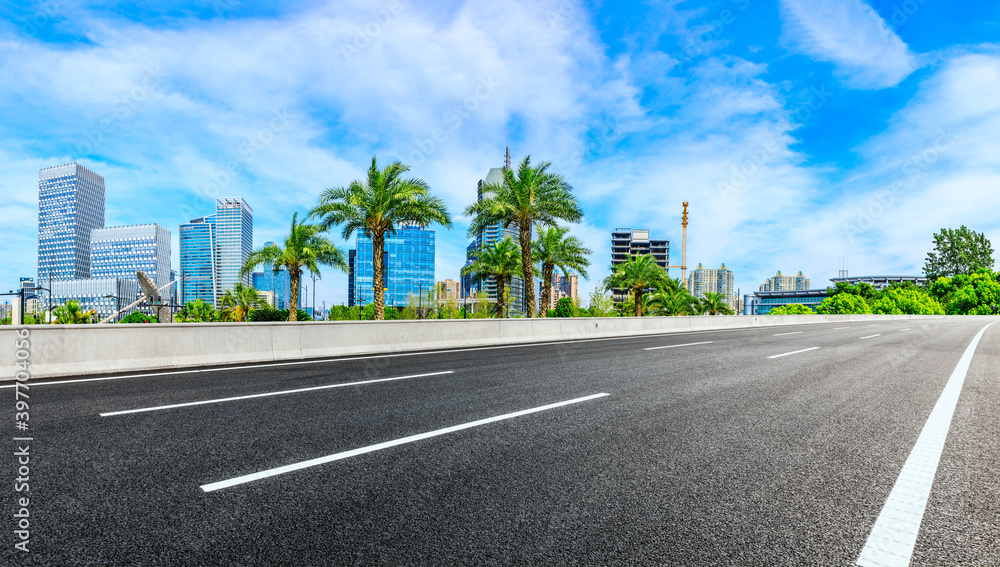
[219,283,266,322]
[532,226,591,318]
[924,226,996,281]
[646,279,695,316]
[585,288,616,317]
[697,292,735,315]
[311,156,451,320]
[767,303,814,315]
[119,311,156,324]
[603,254,668,317]
[553,297,577,318]
[870,286,945,315]
[816,293,872,314]
[176,299,218,322]
[930,270,1000,315]
[461,237,521,318]
[53,300,96,324]
[828,281,877,301]
[465,156,583,318]
[241,213,348,322]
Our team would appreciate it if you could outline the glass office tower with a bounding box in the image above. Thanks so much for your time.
[349,223,435,308]
[179,215,217,305]
[37,163,106,282]
[250,241,300,310]
[91,224,172,304]
[214,198,253,303]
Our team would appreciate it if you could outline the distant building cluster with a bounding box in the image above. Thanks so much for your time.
[687,263,738,310]
[759,270,809,292]
[179,197,254,307]
[544,272,579,310]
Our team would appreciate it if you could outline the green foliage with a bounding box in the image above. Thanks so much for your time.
[930,270,1000,315]
[311,156,451,320]
[767,303,814,315]
[828,281,877,300]
[175,299,218,323]
[53,300,96,324]
[466,156,583,318]
[604,254,668,317]
[119,311,156,324]
[585,288,616,317]
[248,307,313,322]
[533,226,591,317]
[0,317,10,325]
[327,305,361,321]
[552,297,577,318]
[870,286,945,315]
[816,293,872,314]
[697,292,735,316]
[924,226,996,281]
[461,237,521,318]
[646,281,696,316]
[219,283,266,322]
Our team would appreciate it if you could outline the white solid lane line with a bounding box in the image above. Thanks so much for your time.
[767,347,820,359]
[200,392,611,492]
[644,341,713,351]
[100,371,454,417]
[860,334,881,340]
[899,329,911,332]
[832,327,851,330]
[773,331,803,336]
[857,322,997,567]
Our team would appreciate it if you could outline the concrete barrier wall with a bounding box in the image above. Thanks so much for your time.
[0,314,946,380]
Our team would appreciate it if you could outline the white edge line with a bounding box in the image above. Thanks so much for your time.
[644,341,713,350]
[100,371,455,417]
[856,322,997,566]
[899,329,911,332]
[832,327,851,330]
[773,331,804,336]
[767,347,820,359]
[200,392,611,492]
[860,334,881,340]
[1,325,841,388]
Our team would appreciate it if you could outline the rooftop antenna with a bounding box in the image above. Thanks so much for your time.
[838,256,848,279]
[504,145,511,170]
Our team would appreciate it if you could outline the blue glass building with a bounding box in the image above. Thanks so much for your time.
[251,241,301,310]
[37,163,105,283]
[349,224,434,308]
[91,224,173,305]
[179,198,253,307]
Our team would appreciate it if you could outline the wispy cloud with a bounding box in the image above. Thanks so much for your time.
[779,0,918,89]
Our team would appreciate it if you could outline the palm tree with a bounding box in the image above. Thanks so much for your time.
[310,156,451,320]
[461,237,521,318]
[240,213,348,322]
[53,300,96,324]
[176,299,217,323]
[698,292,735,315]
[219,283,266,322]
[647,280,696,316]
[603,254,668,317]
[465,156,582,317]
[532,226,591,317]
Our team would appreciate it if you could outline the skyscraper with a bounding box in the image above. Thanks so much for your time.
[462,166,527,314]
[91,224,172,303]
[178,198,253,307]
[759,270,810,292]
[610,228,669,304]
[349,223,435,308]
[179,215,217,305]
[214,198,253,302]
[687,263,737,309]
[251,241,300,310]
[37,163,106,282]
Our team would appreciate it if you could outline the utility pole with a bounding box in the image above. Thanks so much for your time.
[311,273,317,319]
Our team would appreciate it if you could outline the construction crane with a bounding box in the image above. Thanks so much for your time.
[668,202,689,288]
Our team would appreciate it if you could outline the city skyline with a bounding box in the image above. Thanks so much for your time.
[2,1,999,307]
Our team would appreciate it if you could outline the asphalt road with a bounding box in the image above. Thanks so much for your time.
[4,317,999,566]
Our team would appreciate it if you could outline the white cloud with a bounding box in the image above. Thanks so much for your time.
[779,0,918,89]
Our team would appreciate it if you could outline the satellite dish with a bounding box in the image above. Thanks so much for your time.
[137,271,161,303]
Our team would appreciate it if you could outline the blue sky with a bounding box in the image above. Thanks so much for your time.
[2,0,999,307]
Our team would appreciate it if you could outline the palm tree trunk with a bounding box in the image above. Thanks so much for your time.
[496,278,506,318]
[539,264,554,317]
[634,287,643,317]
[519,220,535,317]
[373,231,386,320]
[288,270,300,322]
